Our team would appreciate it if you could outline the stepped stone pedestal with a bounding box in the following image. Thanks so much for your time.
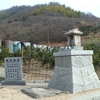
[48,50,100,93]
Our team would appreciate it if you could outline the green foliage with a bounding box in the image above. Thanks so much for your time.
[32,46,59,69]
[80,26,100,36]
[0,46,11,63]
[0,12,9,21]
[29,5,82,17]
[0,45,59,69]
[22,47,32,65]
[0,47,22,64]
[12,49,21,57]
[17,2,82,21]
[18,14,28,21]
[84,43,100,67]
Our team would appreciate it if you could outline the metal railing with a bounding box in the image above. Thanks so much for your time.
[22,61,53,81]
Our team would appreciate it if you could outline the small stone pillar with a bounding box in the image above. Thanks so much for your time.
[48,28,100,94]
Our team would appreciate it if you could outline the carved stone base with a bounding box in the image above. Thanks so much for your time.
[49,50,100,93]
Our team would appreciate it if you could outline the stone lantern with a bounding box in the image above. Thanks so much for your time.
[49,28,100,94]
[65,28,83,50]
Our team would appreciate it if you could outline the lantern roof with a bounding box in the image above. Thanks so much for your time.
[65,28,83,35]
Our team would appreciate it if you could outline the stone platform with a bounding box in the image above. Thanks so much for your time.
[1,79,26,85]
[21,86,100,100]
[21,86,61,98]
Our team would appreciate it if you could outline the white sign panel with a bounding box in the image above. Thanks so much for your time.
[4,57,22,81]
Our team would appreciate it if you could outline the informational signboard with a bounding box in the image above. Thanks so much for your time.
[4,57,22,81]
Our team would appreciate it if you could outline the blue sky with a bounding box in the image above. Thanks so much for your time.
[0,0,100,18]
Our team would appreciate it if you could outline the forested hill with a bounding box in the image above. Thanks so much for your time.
[0,2,100,44]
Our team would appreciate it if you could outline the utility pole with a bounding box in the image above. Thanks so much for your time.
[46,24,50,79]
[47,24,50,50]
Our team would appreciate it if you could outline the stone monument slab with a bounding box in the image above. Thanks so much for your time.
[1,57,26,85]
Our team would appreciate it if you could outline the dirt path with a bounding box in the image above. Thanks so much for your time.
[0,67,100,100]
[0,84,100,100]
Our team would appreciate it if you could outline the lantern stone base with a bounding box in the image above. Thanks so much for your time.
[1,79,26,85]
[48,50,100,94]
[71,46,83,50]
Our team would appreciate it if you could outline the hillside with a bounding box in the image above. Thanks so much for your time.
[0,2,100,44]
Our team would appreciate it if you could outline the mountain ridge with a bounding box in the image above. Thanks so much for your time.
[0,2,100,44]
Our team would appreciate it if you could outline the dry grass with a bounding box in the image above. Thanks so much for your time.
[82,32,100,44]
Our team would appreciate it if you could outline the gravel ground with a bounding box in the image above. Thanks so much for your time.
[0,84,100,100]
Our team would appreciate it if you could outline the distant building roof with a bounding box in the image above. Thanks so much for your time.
[65,28,83,35]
